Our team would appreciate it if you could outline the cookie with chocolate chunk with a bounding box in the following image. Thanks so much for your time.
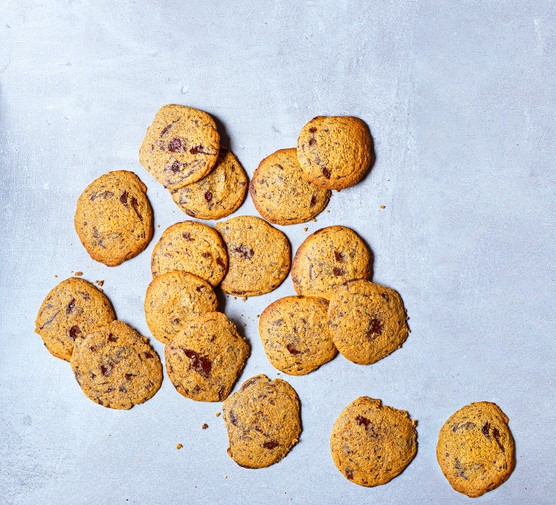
[291,226,372,300]
[215,216,290,297]
[70,320,162,410]
[297,116,373,190]
[222,374,301,468]
[330,397,417,486]
[436,402,515,498]
[74,170,154,266]
[250,148,330,225]
[328,280,409,365]
[35,277,116,361]
[150,221,228,286]
[170,148,248,220]
[165,312,249,402]
[139,104,220,190]
[259,296,337,375]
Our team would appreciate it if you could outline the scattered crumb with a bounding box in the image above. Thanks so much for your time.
[311,218,316,222]
[256,314,260,318]
[215,412,221,417]
[157,224,161,228]
[379,205,385,209]
[304,227,308,232]
[202,423,209,430]
[326,210,330,213]
[54,274,58,278]
[95,280,104,287]
[242,296,248,302]
[176,443,183,450]
[224,475,228,479]
[74,271,83,276]
[234,296,237,300]
[242,323,247,328]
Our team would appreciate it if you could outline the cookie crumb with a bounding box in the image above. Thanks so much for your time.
[74,271,83,276]
[326,210,330,213]
[95,280,104,287]
[215,412,221,417]
[224,475,228,479]
[202,423,209,430]
[242,323,247,328]
[256,314,260,318]
[54,275,58,278]
[176,443,183,450]
[304,227,308,232]
[379,205,385,209]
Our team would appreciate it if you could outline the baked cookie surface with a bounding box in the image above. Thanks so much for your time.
[144,271,218,344]
[249,148,330,225]
[165,312,249,402]
[139,104,220,190]
[215,216,290,297]
[35,277,116,361]
[297,116,373,190]
[74,170,154,266]
[328,280,409,365]
[170,148,248,220]
[150,221,228,286]
[70,320,162,410]
[259,296,336,375]
[291,226,371,300]
[330,397,417,487]
[436,402,515,498]
[222,374,301,468]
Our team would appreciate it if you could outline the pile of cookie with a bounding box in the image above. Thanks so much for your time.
[35,105,515,498]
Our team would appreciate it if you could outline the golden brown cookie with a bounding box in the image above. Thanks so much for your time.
[296,116,373,190]
[328,280,409,365]
[249,148,331,225]
[170,148,248,220]
[74,170,154,267]
[70,320,162,410]
[330,397,417,487]
[150,221,228,286]
[144,271,218,344]
[215,216,290,297]
[165,312,249,402]
[436,402,515,498]
[222,374,301,468]
[291,226,372,300]
[139,104,220,190]
[259,296,337,375]
[35,277,116,361]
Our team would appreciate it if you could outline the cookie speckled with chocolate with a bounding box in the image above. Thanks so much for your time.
[35,277,116,361]
[165,312,249,402]
[222,374,301,468]
[330,397,417,487]
[74,170,154,267]
[436,402,515,498]
[139,104,220,190]
[70,320,162,410]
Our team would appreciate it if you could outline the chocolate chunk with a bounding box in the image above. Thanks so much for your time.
[201,252,211,258]
[189,145,204,154]
[366,318,383,339]
[234,244,254,260]
[68,325,81,340]
[229,411,239,426]
[182,232,194,241]
[216,257,226,268]
[492,427,504,452]
[356,415,371,427]
[160,123,174,136]
[107,333,118,342]
[309,138,316,146]
[183,349,212,378]
[170,161,181,173]
[204,191,213,202]
[286,344,301,355]
[168,138,182,152]
[263,440,279,450]
[334,251,345,262]
[332,267,345,276]
[100,365,110,376]
[309,127,317,133]
[120,191,128,205]
[309,195,317,207]
[144,352,154,359]
[322,167,331,179]
[125,373,133,381]
[482,422,491,438]
[66,298,76,315]
[345,468,354,480]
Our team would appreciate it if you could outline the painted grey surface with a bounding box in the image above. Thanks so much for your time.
[0,1,554,504]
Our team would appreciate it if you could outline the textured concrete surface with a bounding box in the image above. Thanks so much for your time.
[0,1,554,504]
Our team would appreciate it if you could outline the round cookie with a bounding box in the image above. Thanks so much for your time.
[330,397,418,487]
[170,148,248,220]
[249,148,331,225]
[328,280,409,365]
[215,216,290,297]
[165,312,249,402]
[296,116,373,190]
[74,170,154,267]
[150,221,228,286]
[259,296,337,375]
[144,271,218,344]
[70,320,162,410]
[139,104,220,190]
[222,374,301,468]
[35,277,116,361]
[436,402,515,498]
[291,226,372,300]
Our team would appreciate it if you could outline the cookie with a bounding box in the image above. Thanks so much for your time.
[330,397,417,487]
[35,277,116,361]
[328,280,409,365]
[436,402,515,497]
[139,104,220,190]
[165,312,249,402]
[291,226,372,300]
[150,221,228,286]
[144,271,218,344]
[259,296,337,375]
[215,216,290,297]
[249,148,331,225]
[170,148,248,220]
[70,320,162,410]
[74,170,154,267]
[222,374,301,468]
[296,116,373,190]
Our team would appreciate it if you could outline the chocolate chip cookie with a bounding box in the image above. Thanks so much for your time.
[35,277,116,361]
[330,397,418,486]
[74,170,154,267]
[165,312,249,402]
[222,374,301,468]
